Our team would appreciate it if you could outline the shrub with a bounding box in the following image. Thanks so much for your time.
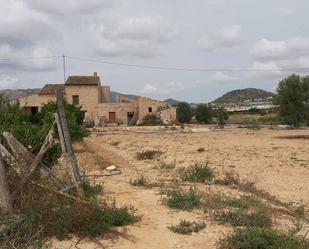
[0,182,136,248]
[195,104,213,123]
[159,160,176,170]
[214,209,272,228]
[169,219,206,234]
[136,150,163,160]
[219,227,309,249]
[164,187,202,210]
[181,163,214,183]
[130,174,152,188]
[0,97,88,167]
[141,113,162,126]
[176,102,193,123]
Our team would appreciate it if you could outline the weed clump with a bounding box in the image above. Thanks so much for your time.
[159,160,176,170]
[163,186,202,210]
[0,180,136,249]
[136,150,163,160]
[130,174,152,188]
[219,227,309,249]
[214,209,272,228]
[169,219,206,235]
[181,163,214,183]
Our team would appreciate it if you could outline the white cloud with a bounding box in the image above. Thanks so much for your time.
[23,0,118,15]
[0,75,19,89]
[197,25,242,52]
[0,0,58,48]
[0,45,57,71]
[195,72,238,87]
[140,81,184,95]
[251,37,309,60]
[96,16,177,57]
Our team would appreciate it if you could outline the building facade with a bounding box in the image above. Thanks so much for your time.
[19,73,176,125]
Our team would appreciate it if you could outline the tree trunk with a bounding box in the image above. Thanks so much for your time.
[0,156,12,215]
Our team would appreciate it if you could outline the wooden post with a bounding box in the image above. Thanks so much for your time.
[2,132,33,171]
[2,132,66,189]
[55,90,84,196]
[0,156,12,214]
[54,113,67,153]
[0,143,22,175]
[12,123,55,198]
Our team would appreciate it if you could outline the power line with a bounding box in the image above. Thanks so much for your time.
[66,55,309,72]
[1,54,309,73]
[0,56,62,61]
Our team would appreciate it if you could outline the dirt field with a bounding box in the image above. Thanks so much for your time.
[52,125,309,249]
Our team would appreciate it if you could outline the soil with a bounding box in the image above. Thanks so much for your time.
[51,125,309,249]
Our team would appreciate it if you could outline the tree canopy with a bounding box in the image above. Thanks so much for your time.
[195,104,213,123]
[176,102,193,123]
[274,74,309,127]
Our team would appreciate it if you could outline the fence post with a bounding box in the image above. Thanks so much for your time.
[55,90,84,196]
[0,156,12,215]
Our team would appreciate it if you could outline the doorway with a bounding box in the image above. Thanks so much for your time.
[127,112,134,124]
[109,112,116,122]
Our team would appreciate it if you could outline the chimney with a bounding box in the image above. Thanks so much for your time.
[93,72,98,77]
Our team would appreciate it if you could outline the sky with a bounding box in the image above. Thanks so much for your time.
[1,0,309,102]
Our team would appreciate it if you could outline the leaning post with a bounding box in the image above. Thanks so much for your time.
[0,156,12,215]
[55,90,84,196]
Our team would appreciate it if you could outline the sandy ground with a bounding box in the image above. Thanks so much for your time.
[51,125,309,249]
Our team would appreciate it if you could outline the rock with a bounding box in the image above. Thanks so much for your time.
[106,165,117,171]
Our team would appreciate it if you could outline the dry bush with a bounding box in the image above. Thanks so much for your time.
[136,150,163,160]
[169,219,206,235]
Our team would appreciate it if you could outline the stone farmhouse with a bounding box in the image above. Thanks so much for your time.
[19,72,176,125]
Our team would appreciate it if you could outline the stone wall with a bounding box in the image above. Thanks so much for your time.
[19,94,56,111]
[65,85,100,121]
[99,102,136,124]
[135,97,176,123]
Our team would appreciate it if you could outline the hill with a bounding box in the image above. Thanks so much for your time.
[0,89,40,100]
[213,88,274,104]
[164,98,180,106]
[0,88,139,103]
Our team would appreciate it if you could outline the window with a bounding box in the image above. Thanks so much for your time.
[148,107,152,112]
[72,95,79,105]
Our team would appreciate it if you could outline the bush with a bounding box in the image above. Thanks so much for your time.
[214,209,272,228]
[219,227,309,249]
[136,150,163,160]
[181,163,214,183]
[195,104,213,123]
[141,113,162,126]
[0,181,136,248]
[164,187,202,210]
[169,219,206,235]
[274,74,309,127]
[176,102,193,123]
[130,174,152,188]
[0,97,88,167]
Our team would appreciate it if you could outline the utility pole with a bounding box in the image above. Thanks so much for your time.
[62,54,66,82]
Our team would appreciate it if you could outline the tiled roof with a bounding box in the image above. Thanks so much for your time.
[65,76,100,86]
[38,84,65,95]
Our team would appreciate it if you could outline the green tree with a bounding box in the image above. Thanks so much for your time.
[176,102,193,123]
[215,106,229,128]
[195,104,213,123]
[274,74,309,127]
